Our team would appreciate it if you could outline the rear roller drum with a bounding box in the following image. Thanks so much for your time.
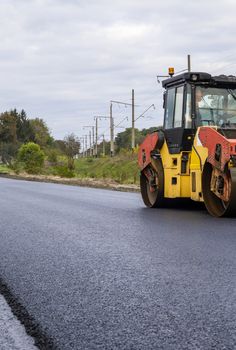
[140,160,165,208]
[202,162,236,217]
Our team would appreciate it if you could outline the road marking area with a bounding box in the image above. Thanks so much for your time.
[0,294,38,350]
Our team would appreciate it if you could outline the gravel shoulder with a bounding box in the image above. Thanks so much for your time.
[0,294,38,350]
[0,173,139,192]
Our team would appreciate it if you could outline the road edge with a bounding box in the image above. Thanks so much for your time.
[0,173,140,192]
[0,278,58,350]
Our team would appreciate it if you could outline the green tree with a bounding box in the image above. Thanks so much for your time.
[54,140,67,154]
[115,126,161,153]
[0,109,35,145]
[140,126,160,137]
[0,111,17,144]
[30,118,53,148]
[16,109,35,143]
[18,142,45,174]
[0,109,53,164]
[63,133,80,170]
[0,142,18,165]
[0,111,18,163]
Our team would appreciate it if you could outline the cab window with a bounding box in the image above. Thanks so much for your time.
[164,86,184,128]
[164,88,175,128]
[195,86,236,127]
[185,84,192,128]
[174,86,184,127]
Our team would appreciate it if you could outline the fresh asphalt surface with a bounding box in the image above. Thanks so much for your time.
[0,294,37,350]
[0,178,236,350]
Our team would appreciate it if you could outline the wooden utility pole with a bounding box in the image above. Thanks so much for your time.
[93,116,110,157]
[92,126,95,156]
[89,131,92,157]
[110,99,133,155]
[83,126,95,156]
[95,118,98,157]
[84,135,88,157]
[131,89,135,149]
[78,137,85,157]
[102,134,105,156]
[82,137,85,157]
[110,103,114,157]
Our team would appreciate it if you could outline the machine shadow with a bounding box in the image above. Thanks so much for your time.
[161,198,205,211]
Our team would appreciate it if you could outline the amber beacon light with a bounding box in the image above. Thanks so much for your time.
[168,67,175,77]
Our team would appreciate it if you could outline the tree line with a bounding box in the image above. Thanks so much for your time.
[95,126,160,155]
[0,109,52,164]
[0,108,159,174]
[0,109,80,173]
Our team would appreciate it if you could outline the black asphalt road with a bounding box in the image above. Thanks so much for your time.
[0,178,236,350]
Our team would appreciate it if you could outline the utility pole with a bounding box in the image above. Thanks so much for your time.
[92,126,95,156]
[83,135,88,157]
[94,116,109,157]
[82,137,85,158]
[78,137,84,157]
[85,135,88,157]
[83,126,95,156]
[94,115,109,157]
[110,103,114,157]
[89,131,92,157]
[131,89,135,150]
[95,117,98,157]
[188,54,191,72]
[102,134,105,156]
[110,99,134,156]
[82,137,85,157]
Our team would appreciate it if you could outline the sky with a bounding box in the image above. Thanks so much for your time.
[0,0,235,141]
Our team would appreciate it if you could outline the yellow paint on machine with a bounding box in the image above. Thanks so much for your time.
[189,129,208,201]
[160,142,191,198]
[159,129,208,201]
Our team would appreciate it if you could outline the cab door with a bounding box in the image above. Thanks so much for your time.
[164,84,194,154]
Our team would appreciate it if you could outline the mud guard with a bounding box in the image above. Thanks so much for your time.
[138,131,164,171]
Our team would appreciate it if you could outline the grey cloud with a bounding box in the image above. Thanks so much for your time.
[0,0,235,138]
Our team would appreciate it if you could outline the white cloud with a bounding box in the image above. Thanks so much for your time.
[0,0,235,138]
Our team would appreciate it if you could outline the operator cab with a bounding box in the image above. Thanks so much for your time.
[162,72,236,153]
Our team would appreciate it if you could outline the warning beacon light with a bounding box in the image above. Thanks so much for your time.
[168,67,175,77]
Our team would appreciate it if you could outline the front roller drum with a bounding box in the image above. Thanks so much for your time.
[202,162,236,217]
[140,160,165,208]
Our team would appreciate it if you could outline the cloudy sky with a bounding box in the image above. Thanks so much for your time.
[0,0,235,140]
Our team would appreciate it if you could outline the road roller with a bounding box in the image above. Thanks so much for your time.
[138,70,236,217]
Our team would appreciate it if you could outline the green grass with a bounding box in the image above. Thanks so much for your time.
[8,152,140,185]
[0,164,10,174]
[74,153,139,184]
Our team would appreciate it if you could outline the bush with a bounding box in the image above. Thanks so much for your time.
[53,165,75,178]
[18,142,45,174]
[9,161,22,174]
[0,142,18,165]
[47,149,58,164]
[0,164,10,174]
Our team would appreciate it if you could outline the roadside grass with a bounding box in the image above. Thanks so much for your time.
[0,164,10,174]
[74,153,139,184]
[4,152,140,185]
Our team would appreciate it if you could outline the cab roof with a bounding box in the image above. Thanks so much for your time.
[162,72,236,89]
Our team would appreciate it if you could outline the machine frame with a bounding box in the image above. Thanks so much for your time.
[138,72,236,217]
